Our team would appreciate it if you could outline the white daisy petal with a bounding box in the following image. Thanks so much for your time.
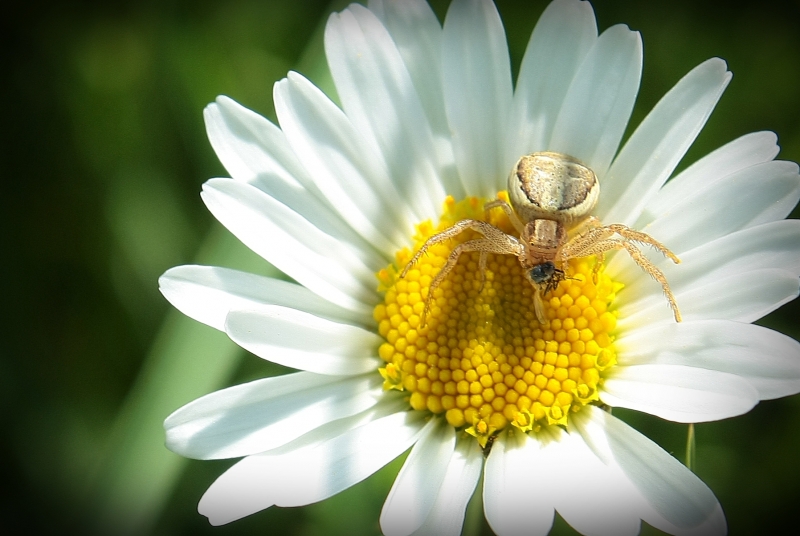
[225,307,382,376]
[164,372,382,459]
[617,319,800,400]
[326,5,445,221]
[273,72,413,251]
[551,432,642,536]
[597,58,731,225]
[199,400,413,525]
[206,99,382,257]
[205,96,319,198]
[652,504,727,536]
[271,410,427,507]
[197,407,375,526]
[380,418,455,536]
[507,0,597,164]
[620,268,799,326]
[680,269,800,323]
[158,265,371,331]
[483,431,555,536]
[367,0,461,186]
[614,219,800,304]
[643,130,780,220]
[200,449,286,525]
[368,0,445,132]
[549,24,642,177]
[410,437,483,536]
[620,160,800,258]
[442,0,513,197]
[602,364,759,423]
[368,0,462,198]
[201,178,376,314]
[648,132,780,220]
[574,406,726,535]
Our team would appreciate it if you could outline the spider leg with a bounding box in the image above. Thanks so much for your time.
[567,215,602,238]
[422,235,523,326]
[564,216,605,282]
[592,251,605,284]
[618,241,681,322]
[562,223,680,275]
[533,288,547,326]
[600,224,680,264]
[402,219,521,276]
[403,221,523,326]
[563,236,681,322]
[477,251,488,293]
[403,219,474,277]
[484,198,525,234]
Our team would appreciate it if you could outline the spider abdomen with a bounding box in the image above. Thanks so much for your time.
[509,152,599,225]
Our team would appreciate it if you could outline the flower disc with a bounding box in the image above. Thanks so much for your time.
[375,193,623,446]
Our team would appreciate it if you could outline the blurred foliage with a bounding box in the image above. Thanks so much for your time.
[1,0,798,535]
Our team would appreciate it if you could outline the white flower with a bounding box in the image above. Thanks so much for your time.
[159,0,800,535]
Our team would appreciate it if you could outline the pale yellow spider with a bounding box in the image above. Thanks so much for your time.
[402,151,682,325]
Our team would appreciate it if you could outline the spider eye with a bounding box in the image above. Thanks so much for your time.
[530,262,556,284]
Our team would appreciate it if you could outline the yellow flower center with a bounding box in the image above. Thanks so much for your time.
[373,193,622,446]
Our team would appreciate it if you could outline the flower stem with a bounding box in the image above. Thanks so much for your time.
[685,423,696,472]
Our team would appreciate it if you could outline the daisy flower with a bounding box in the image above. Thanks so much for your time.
[159,0,800,534]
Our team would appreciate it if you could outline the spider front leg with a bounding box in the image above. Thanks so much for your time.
[401,219,523,326]
[566,221,681,284]
[562,233,682,322]
[602,224,681,264]
[532,288,547,326]
[483,198,525,234]
[567,216,603,282]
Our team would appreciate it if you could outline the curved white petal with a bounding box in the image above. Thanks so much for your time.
[164,372,382,459]
[270,410,426,507]
[326,5,445,221]
[274,72,413,252]
[613,219,800,306]
[613,160,800,263]
[199,404,419,525]
[483,430,555,536]
[367,0,461,198]
[550,432,642,536]
[549,24,642,177]
[602,364,759,423]
[201,178,377,314]
[367,0,447,137]
[225,307,382,376]
[380,418,455,536]
[206,99,381,257]
[200,449,289,525]
[410,437,482,536]
[507,0,597,165]
[442,0,513,198]
[159,265,371,331]
[197,400,393,525]
[619,268,800,326]
[205,96,320,200]
[643,130,780,220]
[598,58,731,225]
[617,319,800,400]
[574,406,726,535]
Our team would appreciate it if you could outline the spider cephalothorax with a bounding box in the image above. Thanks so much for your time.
[402,152,681,325]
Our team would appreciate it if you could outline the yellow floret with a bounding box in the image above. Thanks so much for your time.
[375,193,619,446]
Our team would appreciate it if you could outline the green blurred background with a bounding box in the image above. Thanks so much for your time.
[3,0,799,534]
